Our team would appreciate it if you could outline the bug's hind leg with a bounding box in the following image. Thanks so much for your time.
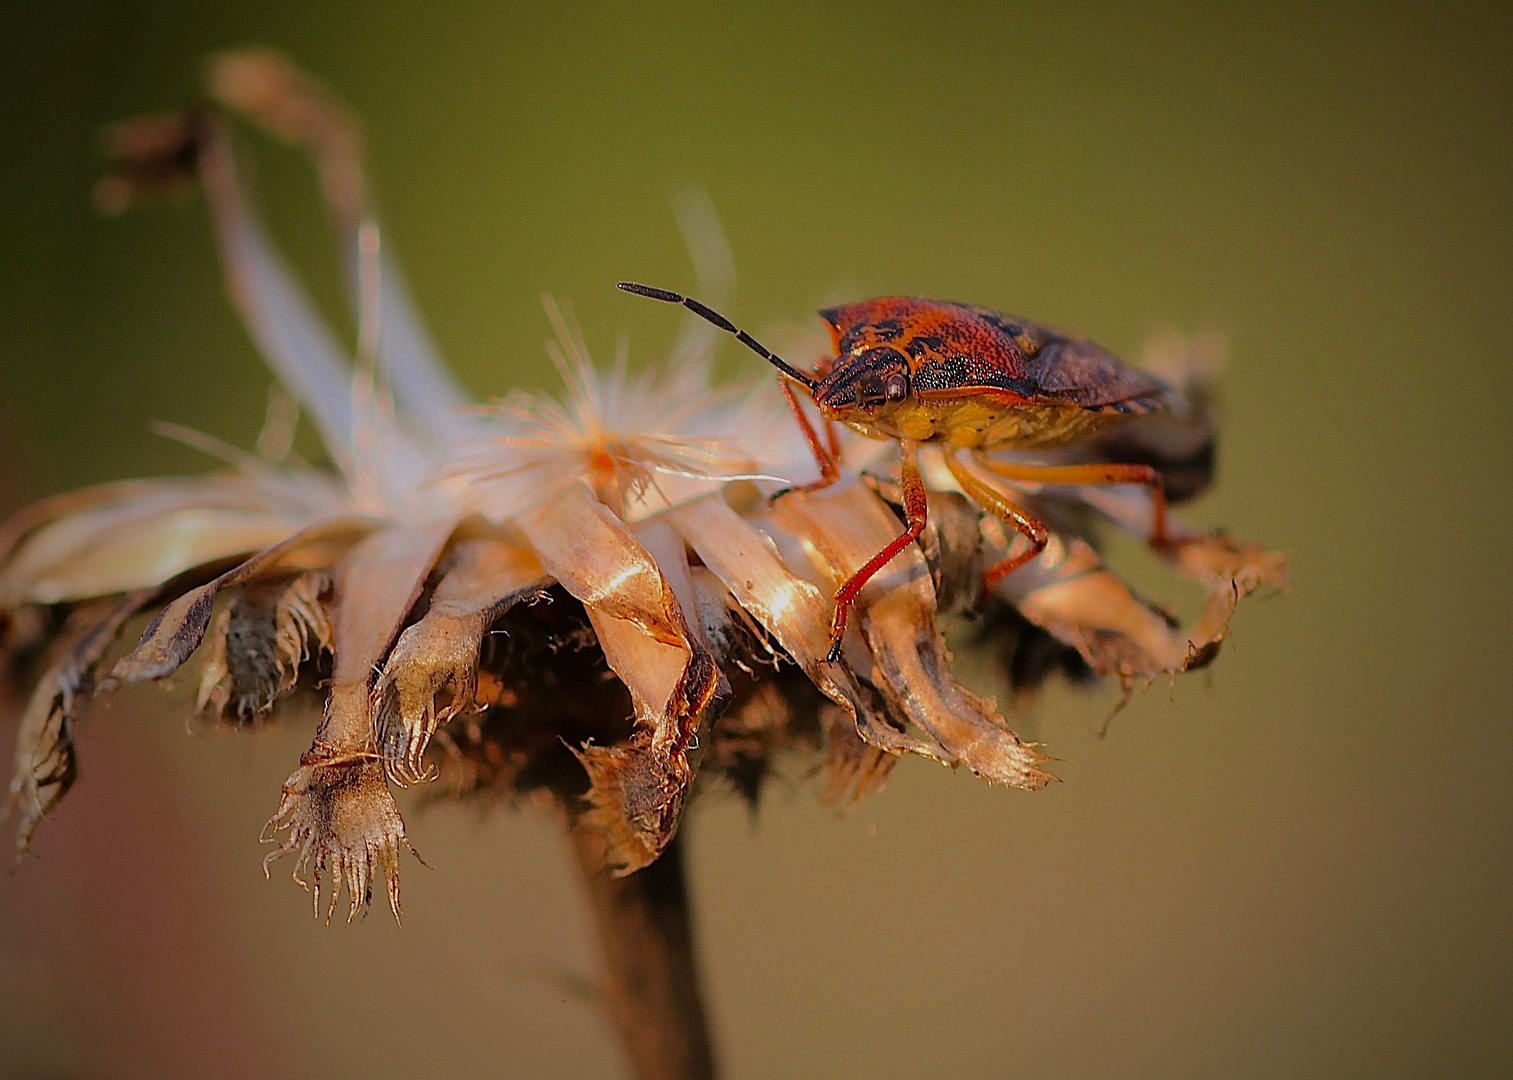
[944,449,1050,593]
[823,440,927,662]
[972,456,1173,547]
[770,377,841,501]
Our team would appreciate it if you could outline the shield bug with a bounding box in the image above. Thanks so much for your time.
[618,282,1182,662]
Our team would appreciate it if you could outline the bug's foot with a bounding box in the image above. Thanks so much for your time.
[824,609,849,663]
[768,479,838,506]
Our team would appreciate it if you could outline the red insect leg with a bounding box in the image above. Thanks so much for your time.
[778,378,840,495]
[824,440,927,662]
[973,458,1172,546]
[944,450,1049,592]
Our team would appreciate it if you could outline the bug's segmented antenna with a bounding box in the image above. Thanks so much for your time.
[617,281,818,390]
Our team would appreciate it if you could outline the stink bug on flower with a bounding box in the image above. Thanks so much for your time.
[618,282,1188,662]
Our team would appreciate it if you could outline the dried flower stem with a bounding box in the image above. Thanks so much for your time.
[569,820,717,1080]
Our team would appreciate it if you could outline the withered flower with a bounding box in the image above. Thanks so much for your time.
[3,50,1286,1080]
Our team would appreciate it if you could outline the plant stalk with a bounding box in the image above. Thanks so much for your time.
[569,822,718,1080]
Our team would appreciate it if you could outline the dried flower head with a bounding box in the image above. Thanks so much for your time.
[3,50,1286,936]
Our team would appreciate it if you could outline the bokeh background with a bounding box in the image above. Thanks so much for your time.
[2,3,1510,1077]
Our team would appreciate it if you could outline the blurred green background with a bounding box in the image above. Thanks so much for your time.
[2,2,1510,1077]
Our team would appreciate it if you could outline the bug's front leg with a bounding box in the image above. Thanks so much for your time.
[944,449,1050,592]
[771,377,841,500]
[823,414,842,463]
[824,439,927,662]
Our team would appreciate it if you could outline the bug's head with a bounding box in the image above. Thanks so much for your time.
[813,346,911,421]
[612,283,912,420]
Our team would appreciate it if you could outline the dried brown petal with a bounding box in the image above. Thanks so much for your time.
[375,537,547,783]
[1014,551,1195,680]
[945,445,1289,690]
[572,729,694,876]
[195,608,233,716]
[575,598,719,872]
[519,488,718,872]
[518,483,684,647]
[1007,529,1288,688]
[206,49,366,229]
[772,483,1056,790]
[670,493,947,775]
[1167,532,1291,593]
[318,522,460,744]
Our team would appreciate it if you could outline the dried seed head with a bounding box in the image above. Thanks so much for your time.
[1,49,1288,923]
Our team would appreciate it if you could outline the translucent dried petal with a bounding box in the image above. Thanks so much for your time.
[11,510,298,607]
[0,477,215,565]
[669,493,946,773]
[517,483,684,647]
[195,113,361,464]
[1011,538,1202,678]
[771,483,1056,790]
[1006,530,1288,688]
[944,449,1288,690]
[520,486,717,871]
[0,479,319,605]
[327,522,460,694]
[1168,532,1291,594]
[205,48,471,440]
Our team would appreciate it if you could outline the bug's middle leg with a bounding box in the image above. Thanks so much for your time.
[824,439,927,662]
[944,448,1050,593]
[972,456,1173,547]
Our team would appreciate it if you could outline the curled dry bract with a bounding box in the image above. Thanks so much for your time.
[6,589,160,861]
[376,536,548,784]
[197,570,333,724]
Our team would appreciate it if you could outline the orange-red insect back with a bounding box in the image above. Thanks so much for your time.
[618,282,1185,661]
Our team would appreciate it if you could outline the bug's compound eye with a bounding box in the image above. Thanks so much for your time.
[884,372,909,403]
[855,375,888,409]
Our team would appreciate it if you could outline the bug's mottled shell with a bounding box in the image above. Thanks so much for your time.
[819,297,1167,415]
